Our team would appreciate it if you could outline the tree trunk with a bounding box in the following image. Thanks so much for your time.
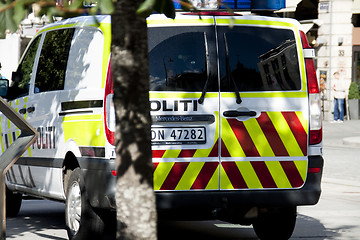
[111,1,157,239]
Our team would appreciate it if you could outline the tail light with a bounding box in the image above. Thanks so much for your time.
[104,59,115,145]
[300,31,322,145]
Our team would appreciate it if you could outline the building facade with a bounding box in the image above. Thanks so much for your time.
[316,0,354,120]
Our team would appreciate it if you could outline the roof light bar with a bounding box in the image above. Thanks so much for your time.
[174,0,285,11]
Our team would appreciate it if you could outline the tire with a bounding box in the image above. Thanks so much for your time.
[253,207,297,240]
[6,187,22,218]
[65,168,105,240]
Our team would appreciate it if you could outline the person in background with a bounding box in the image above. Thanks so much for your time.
[332,71,346,123]
[0,62,6,79]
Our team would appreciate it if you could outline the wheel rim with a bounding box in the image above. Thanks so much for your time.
[67,181,82,233]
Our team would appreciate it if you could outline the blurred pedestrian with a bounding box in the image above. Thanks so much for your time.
[332,71,346,123]
[0,62,6,79]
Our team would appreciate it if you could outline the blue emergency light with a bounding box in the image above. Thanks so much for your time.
[174,0,286,11]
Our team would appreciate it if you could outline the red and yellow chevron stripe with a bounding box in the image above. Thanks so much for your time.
[153,161,219,190]
[152,111,308,191]
[153,160,307,191]
[221,111,308,157]
[221,160,307,189]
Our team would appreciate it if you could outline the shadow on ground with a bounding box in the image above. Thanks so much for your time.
[5,199,352,240]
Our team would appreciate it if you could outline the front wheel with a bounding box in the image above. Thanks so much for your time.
[6,187,22,217]
[253,207,297,240]
[65,168,104,240]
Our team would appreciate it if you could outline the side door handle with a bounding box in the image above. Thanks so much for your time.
[223,110,257,117]
[19,108,27,114]
[27,106,35,113]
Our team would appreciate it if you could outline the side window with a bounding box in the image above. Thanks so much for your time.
[149,32,207,91]
[34,28,74,93]
[65,28,103,90]
[8,36,41,100]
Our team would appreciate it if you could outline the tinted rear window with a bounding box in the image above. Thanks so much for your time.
[148,28,210,92]
[219,26,301,92]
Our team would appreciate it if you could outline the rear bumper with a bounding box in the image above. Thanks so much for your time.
[83,155,323,213]
[156,156,323,211]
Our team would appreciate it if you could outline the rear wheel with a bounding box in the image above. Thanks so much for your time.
[65,168,104,240]
[253,207,297,240]
[6,187,22,217]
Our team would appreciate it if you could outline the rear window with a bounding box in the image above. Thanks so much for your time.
[219,26,301,92]
[148,28,210,92]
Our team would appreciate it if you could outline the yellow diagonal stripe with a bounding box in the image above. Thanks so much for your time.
[265,161,292,188]
[267,112,303,156]
[205,165,220,190]
[175,162,204,190]
[220,165,234,189]
[243,118,275,157]
[162,149,181,158]
[221,118,246,157]
[153,162,174,190]
[235,161,263,189]
[294,160,308,182]
[295,111,308,135]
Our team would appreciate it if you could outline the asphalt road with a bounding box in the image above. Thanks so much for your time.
[5,120,360,239]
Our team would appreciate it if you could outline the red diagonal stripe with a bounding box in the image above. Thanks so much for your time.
[256,112,289,156]
[152,150,166,158]
[153,162,159,172]
[208,139,219,157]
[227,119,260,157]
[282,112,307,156]
[221,162,248,189]
[178,149,197,158]
[160,162,189,190]
[280,161,304,188]
[221,139,231,157]
[251,161,277,188]
[191,162,219,189]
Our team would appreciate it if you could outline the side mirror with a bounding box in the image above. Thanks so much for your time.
[0,79,9,97]
[11,71,22,83]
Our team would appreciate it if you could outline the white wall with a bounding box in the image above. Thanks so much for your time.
[0,34,21,81]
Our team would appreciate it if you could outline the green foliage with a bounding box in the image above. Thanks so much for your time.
[137,0,175,18]
[95,0,114,14]
[0,2,16,38]
[348,81,360,99]
[13,0,27,24]
[0,0,178,38]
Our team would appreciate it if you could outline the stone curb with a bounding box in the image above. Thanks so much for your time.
[343,136,360,147]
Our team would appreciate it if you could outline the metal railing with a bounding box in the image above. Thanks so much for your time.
[0,97,38,240]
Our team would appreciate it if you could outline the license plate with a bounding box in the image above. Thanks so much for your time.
[151,127,206,145]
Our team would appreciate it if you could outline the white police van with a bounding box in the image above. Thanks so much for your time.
[0,1,323,239]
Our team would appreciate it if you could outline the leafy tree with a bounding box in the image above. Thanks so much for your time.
[0,0,188,239]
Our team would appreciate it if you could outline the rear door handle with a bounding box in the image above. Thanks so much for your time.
[223,110,257,117]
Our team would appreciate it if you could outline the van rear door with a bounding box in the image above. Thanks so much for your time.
[216,17,309,190]
[148,16,221,191]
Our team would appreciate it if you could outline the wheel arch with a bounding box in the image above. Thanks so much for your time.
[62,151,80,196]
